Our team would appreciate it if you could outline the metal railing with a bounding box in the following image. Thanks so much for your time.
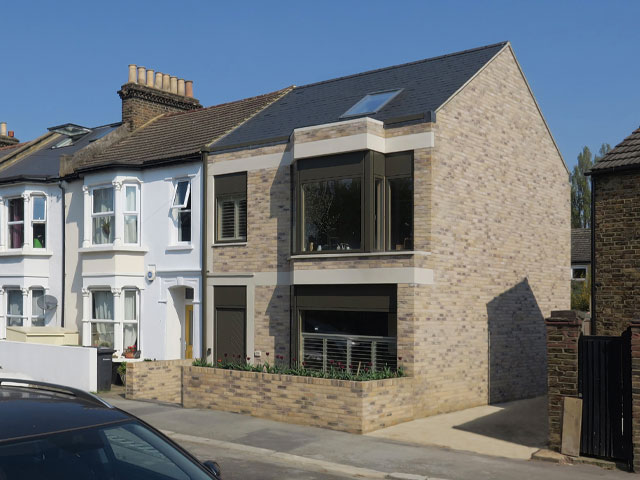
[301,332,397,373]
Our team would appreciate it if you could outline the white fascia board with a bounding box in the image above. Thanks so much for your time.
[209,151,292,175]
[292,267,433,285]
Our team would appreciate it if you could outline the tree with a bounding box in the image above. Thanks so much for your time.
[570,143,612,228]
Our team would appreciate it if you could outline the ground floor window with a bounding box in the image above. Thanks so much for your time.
[31,289,45,326]
[294,284,397,372]
[91,290,114,348]
[214,286,246,361]
[123,289,139,352]
[6,289,24,327]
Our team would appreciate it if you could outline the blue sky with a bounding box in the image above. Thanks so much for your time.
[2,1,638,170]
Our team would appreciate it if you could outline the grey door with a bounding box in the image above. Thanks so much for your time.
[215,308,246,361]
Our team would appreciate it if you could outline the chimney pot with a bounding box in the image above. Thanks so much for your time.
[0,122,6,136]
[137,66,146,85]
[8,131,14,138]
[146,69,155,87]
[162,73,171,92]
[185,80,194,98]
[170,76,178,94]
[155,72,163,89]
[177,79,185,96]
[128,64,137,83]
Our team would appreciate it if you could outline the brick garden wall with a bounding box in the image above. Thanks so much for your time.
[593,171,640,336]
[182,366,416,434]
[125,359,191,404]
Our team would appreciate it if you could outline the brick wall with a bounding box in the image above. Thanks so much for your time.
[125,359,191,404]
[182,366,415,433]
[545,311,581,451]
[593,171,640,336]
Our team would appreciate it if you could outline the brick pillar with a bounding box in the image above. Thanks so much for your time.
[630,319,640,472]
[546,310,581,451]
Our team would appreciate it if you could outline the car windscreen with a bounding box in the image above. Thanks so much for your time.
[0,420,214,480]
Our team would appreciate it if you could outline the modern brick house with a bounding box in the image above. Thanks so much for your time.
[204,41,569,414]
[588,125,640,336]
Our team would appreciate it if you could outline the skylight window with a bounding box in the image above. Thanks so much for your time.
[341,89,402,118]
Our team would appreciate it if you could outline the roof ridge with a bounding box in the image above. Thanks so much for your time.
[296,41,509,90]
[160,86,294,119]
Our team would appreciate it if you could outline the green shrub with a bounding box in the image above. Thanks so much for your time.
[571,279,590,311]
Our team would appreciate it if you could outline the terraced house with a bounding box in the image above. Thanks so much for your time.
[60,66,288,362]
[205,41,569,415]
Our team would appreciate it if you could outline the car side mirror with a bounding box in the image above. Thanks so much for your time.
[203,460,221,478]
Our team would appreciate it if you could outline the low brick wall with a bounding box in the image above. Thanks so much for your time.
[182,366,416,433]
[125,359,191,404]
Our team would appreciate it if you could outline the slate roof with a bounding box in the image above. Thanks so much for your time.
[0,143,26,161]
[0,124,119,183]
[571,228,591,264]
[589,126,640,174]
[77,88,292,172]
[213,42,508,151]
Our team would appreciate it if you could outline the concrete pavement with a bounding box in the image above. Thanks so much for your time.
[101,391,629,479]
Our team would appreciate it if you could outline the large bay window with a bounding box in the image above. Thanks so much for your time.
[32,196,46,248]
[123,185,139,244]
[6,289,24,327]
[7,198,24,249]
[91,290,114,348]
[123,289,139,352]
[92,187,115,245]
[215,173,247,243]
[172,180,192,243]
[294,151,413,254]
[294,284,397,372]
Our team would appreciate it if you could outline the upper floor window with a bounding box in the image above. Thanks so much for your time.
[32,196,46,249]
[123,185,139,245]
[92,187,114,245]
[294,151,413,254]
[215,172,247,243]
[172,180,191,243]
[7,198,24,249]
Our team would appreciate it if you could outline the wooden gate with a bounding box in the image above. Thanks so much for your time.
[578,332,632,463]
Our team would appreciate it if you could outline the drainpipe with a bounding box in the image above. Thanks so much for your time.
[59,180,66,328]
[590,175,596,334]
[200,151,208,361]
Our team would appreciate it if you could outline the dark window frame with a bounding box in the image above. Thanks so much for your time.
[215,172,248,244]
[293,150,413,255]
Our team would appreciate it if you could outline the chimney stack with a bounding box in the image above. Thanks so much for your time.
[118,64,201,131]
[0,122,19,148]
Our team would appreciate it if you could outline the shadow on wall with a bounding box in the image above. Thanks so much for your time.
[266,148,293,360]
[487,278,546,404]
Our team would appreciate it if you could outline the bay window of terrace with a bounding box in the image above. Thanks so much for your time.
[294,151,413,254]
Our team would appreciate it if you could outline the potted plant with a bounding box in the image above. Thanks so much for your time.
[124,345,136,359]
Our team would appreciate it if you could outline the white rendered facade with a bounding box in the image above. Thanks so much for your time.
[65,162,202,360]
[0,183,64,339]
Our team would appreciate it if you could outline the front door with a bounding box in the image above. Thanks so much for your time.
[184,304,193,359]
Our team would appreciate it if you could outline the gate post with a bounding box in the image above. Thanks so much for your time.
[629,318,640,472]
[546,310,581,452]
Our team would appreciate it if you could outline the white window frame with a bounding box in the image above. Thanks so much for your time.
[123,184,140,245]
[122,288,140,353]
[172,179,192,244]
[6,288,25,327]
[91,186,115,245]
[31,288,46,327]
[90,289,115,348]
[572,265,588,281]
[31,195,47,249]
[7,197,24,249]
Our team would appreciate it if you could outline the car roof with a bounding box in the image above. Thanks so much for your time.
[0,380,131,443]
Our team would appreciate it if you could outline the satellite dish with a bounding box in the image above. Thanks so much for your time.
[37,295,58,311]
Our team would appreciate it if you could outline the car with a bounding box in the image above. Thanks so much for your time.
[0,378,222,480]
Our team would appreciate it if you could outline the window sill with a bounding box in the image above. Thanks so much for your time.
[0,249,53,257]
[212,242,248,247]
[79,245,149,254]
[166,244,194,252]
[290,250,430,260]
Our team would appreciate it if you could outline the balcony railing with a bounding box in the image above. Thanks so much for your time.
[301,332,397,373]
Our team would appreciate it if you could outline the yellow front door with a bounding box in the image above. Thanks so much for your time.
[185,305,193,359]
